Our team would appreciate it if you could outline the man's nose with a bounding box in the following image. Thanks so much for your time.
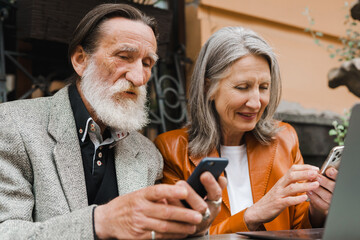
[246,90,261,110]
[125,60,146,87]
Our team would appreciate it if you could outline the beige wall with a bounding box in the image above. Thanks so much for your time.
[185,0,360,114]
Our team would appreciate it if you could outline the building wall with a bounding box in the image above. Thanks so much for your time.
[185,0,359,114]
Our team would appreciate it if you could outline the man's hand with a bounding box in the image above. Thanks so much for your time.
[196,172,227,235]
[244,164,320,230]
[170,172,227,236]
[307,167,338,227]
[94,184,203,239]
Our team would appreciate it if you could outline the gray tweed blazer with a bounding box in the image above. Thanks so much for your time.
[0,87,163,239]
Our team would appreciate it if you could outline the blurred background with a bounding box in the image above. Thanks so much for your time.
[1,0,359,166]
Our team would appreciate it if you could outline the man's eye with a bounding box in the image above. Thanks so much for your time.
[118,55,129,60]
[143,61,150,67]
[235,86,247,90]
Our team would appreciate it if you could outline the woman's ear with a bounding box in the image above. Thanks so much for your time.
[71,45,88,77]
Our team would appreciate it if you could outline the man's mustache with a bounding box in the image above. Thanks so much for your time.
[110,81,140,96]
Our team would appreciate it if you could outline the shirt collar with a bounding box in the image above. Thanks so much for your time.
[68,84,128,146]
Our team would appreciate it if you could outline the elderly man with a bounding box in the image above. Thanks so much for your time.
[0,3,226,239]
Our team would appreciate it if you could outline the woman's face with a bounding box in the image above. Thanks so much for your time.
[213,54,271,144]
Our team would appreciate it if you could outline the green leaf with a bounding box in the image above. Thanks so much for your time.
[352,22,357,26]
[304,28,310,32]
[329,129,337,135]
[348,41,354,47]
[314,39,320,45]
[330,53,336,58]
[315,31,323,37]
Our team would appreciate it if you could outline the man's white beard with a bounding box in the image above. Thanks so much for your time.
[80,58,149,132]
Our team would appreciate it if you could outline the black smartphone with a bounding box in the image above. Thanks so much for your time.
[181,157,228,208]
[320,145,344,175]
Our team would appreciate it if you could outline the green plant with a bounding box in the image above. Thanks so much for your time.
[303,2,360,62]
[329,109,351,145]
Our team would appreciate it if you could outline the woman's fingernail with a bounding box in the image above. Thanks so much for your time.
[311,182,319,187]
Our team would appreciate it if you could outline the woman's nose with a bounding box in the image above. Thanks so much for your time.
[246,90,261,110]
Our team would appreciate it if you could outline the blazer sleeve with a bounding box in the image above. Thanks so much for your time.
[0,106,95,240]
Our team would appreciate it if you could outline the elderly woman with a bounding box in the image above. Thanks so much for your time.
[154,26,337,234]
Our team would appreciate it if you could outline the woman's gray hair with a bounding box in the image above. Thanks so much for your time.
[188,26,282,157]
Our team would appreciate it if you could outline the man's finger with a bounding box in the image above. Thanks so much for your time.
[142,213,198,235]
[200,172,222,201]
[143,201,203,224]
[218,176,227,190]
[175,180,208,213]
[144,184,188,201]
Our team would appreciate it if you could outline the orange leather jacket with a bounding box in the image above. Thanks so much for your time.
[154,122,312,234]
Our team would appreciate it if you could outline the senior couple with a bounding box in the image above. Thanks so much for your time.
[0,3,337,239]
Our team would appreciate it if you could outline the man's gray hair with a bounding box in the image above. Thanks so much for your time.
[187,26,282,157]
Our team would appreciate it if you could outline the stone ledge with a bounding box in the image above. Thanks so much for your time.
[275,101,341,126]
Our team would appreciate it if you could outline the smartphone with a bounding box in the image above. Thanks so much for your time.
[320,145,344,175]
[181,157,228,208]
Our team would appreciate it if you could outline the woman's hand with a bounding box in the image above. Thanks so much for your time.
[244,164,320,230]
[307,167,338,227]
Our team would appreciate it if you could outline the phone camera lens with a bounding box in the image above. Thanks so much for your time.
[208,161,215,166]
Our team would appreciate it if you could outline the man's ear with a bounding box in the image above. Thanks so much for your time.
[71,45,88,77]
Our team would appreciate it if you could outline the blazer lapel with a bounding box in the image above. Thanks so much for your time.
[48,87,88,211]
[114,134,148,196]
[246,133,277,203]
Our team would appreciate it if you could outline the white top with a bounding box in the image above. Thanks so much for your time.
[221,144,254,216]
